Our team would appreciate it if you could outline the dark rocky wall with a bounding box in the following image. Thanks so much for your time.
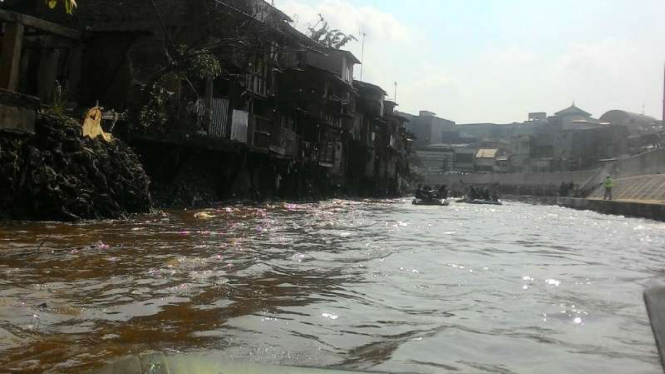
[0,114,152,221]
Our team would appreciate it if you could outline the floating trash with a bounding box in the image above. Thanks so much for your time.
[291,253,307,262]
[194,212,215,220]
[94,241,110,250]
[321,313,338,320]
[545,279,561,287]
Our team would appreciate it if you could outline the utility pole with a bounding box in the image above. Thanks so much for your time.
[394,81,398,103]
[662,63,665,123]
[360,27,366,81]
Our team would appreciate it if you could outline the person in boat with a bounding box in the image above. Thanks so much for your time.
[415,184,423,199]
[468,186,478,200]
[480,188,489,201]
[491,190,499,202]
[437,184,448,199]
[423,185,434,199]
[559,182,569,197]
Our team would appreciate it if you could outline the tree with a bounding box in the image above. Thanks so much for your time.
[307,14,357,49]
[45,0,77,14]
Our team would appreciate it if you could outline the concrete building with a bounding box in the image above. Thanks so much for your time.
[475,149,500,172]
[527,104,628,171]
[400,110,456,149]
[599,110,659,134]
[454,146,476,172]
[413,144,455,173]
[508,135,532,172]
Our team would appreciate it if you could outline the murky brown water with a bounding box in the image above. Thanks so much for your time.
[0,200,663,374]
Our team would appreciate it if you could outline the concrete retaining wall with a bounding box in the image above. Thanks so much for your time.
[425,170,597,189]
[0,89,39,134]
[612,148,665,177]
[558,197,665,222]
[423,147,665,193]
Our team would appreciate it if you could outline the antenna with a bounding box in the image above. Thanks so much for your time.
[360,27,366,81]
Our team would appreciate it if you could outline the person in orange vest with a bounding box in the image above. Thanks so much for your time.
[603,175,615,201]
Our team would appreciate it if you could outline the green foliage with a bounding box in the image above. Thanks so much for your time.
[45,0,77,14]
[49,81,68,115]
[307,14,358,49]
[137,48,221,130]
[139,87,170,129]
[176,46,222,80]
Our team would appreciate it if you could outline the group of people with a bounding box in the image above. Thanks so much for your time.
[415,184,448,200]
[558,181,577,197]
[560,175,614,200]
[467,186,499,202]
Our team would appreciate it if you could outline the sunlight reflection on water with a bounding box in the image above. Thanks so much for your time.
[0,199,663,373]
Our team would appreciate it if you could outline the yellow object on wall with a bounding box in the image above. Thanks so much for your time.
[82,107,113,142]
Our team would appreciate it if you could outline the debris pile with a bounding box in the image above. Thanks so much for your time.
[0,113,152,221]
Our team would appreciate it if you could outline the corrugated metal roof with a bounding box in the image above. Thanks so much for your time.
[599,110,659,126]
[476,149,499,158]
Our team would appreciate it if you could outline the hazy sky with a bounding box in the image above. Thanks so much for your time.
[277,0,665,124]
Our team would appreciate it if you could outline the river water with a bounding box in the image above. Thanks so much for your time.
[0,200,663,374]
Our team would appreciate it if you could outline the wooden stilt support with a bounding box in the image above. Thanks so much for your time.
[0,22,25,91]
[38,47,60,102]
[67,43,83,101]
[204,76,213,133]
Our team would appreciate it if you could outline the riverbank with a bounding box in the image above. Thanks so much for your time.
[131,139,407,209]
[558,197,665,222]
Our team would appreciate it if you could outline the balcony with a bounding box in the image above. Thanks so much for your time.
[318,140,336,167]
[270,126,298,159]
[250,114,271,152]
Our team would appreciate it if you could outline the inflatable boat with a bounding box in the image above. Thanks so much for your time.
[412,198,450,206]
[456,198,503,206]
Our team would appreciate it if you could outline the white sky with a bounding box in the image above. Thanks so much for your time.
[277,0,665,124]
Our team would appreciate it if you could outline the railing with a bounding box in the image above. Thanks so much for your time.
[188,98,231,139]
